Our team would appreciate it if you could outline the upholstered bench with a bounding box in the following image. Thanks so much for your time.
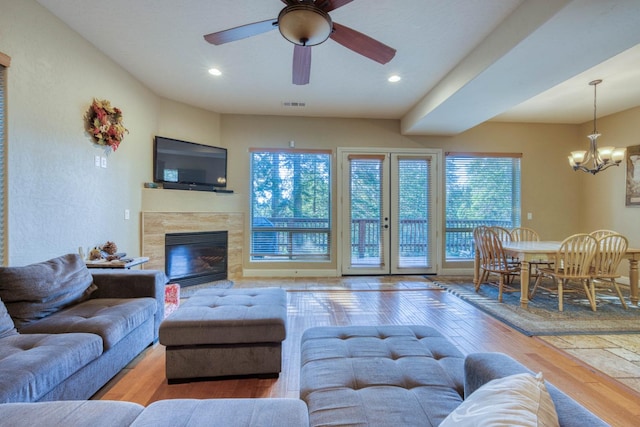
[159,287,287,381]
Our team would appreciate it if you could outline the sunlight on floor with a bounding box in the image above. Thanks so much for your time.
[234,275,640,395]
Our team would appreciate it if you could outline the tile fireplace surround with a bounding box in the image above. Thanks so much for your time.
[141,211,243,280]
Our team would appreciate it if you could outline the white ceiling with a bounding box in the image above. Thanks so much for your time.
[36,0,640,135]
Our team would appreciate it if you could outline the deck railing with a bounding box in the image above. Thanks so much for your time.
[251,218,516,260]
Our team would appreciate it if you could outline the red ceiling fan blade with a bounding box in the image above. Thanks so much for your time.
[282,0,353,12]
[204,19,277,45]
[292,45,311,85]
[330,22,396,64]
[319,0,355,12]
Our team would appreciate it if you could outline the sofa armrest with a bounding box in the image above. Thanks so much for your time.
[464,353,608,427]
[90,269,167,340]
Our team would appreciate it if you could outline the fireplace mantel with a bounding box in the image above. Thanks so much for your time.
[142,188,243,213]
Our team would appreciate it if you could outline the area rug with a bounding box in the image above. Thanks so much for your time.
[179,280,234,298]
[428,276,640,336]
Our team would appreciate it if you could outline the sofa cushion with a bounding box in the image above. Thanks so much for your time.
[440,372,559,427]
[0,297,18,338]
[0,400,144,426]
[19,298,157,350]
[0,333,102,402]
[0,254,97,328]
[130,398,309,427]
[300,325,465,427]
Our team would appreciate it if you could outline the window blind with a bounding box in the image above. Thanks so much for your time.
[250,150,331,261]
[396,157,431,268]
[445,154,521,260]
[348,156,384,266]
[0,64,6,265]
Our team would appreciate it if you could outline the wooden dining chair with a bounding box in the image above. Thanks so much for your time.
[488,226,519,282]
[489,226,512,243]
[473,226,491,284]
[510,227,539,242]
[590,233,628,309]
[590,229,618,240]
[475,227,520,302]
[510,227,553,285]
[530,234,598,311]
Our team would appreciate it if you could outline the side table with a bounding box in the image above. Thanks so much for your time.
[85,256,149,269]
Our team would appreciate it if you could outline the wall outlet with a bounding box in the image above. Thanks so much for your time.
[527,212,533,220]
[124,209,130,220]
[101,157,107,168]
[94,155,101,167]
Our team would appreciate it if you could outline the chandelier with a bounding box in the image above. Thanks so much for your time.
[568,79,626,175]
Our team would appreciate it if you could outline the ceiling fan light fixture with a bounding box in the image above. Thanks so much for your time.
[278,4,332,46]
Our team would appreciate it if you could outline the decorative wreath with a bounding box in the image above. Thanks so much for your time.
[85,99,128,152]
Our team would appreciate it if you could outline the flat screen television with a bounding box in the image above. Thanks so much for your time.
[153,136,227,192]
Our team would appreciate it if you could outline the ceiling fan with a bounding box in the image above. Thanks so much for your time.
[203,0,396,85]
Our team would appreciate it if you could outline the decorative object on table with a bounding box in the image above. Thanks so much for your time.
[87,241,126,261]
[84,98,128,152]
[626,144,640,206]
[88,247,103,260]
[568,79,626,175]
[101,241,118,255]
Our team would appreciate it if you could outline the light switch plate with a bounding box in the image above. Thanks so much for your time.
[101,157,107,168]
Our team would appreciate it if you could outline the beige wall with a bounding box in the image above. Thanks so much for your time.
[576,106,640,248]
[1,0,158,265]
[219,115,582,273]
[3,0,636,275]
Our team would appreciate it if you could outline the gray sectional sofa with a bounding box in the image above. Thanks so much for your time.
[300,325,608,427]
[0,254,165,403]
[0,324,608,426]
[0,264,609,427]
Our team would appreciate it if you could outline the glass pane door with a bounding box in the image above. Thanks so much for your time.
[391,154,434,274]
[340,150,439,275]
[341,153,390,275]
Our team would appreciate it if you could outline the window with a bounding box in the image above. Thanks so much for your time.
[445,153,521,261]
[250,149,331,261]
[0,52,9,266]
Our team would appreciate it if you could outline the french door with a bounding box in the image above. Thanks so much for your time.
[339,148,441,275]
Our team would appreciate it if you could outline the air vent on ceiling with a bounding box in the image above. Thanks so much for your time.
[282,101,306,108]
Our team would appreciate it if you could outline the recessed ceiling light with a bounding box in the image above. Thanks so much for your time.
[388,75,401,83]
[208,68,222,76]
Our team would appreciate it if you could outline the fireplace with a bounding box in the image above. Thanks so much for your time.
[165,231,227,287]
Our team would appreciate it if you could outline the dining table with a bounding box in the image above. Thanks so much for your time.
[473,240,640,308]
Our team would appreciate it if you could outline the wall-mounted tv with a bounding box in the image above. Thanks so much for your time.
[153,136,227,192]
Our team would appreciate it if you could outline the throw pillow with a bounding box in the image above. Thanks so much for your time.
[0,297,18,338]
[0,254,97,328]
[439,372,560,427]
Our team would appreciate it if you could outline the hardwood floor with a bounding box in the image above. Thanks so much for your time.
[95,276,640,426]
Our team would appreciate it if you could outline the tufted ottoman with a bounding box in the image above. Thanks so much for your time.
[159,287,287,381]
[300,325,466,427]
